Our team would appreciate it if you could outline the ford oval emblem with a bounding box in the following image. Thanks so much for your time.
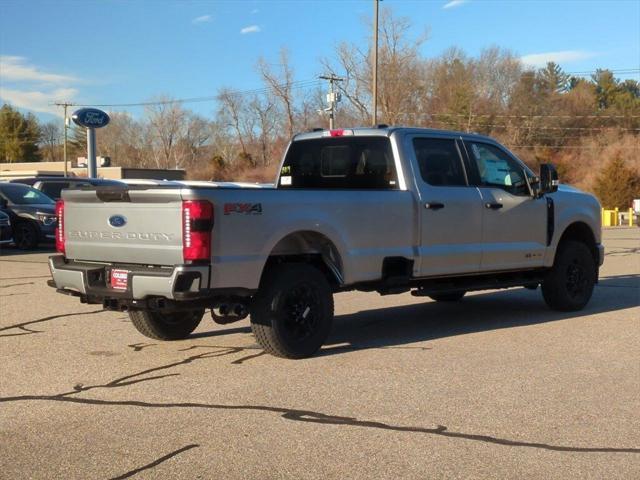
[71,108,110,129]
[108,215,127,228]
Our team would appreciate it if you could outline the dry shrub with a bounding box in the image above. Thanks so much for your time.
[554,131,639,194]
[187,160,278,184]
[512,130,639,204]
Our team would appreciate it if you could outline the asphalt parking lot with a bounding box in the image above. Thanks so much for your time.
[1,228,638,479]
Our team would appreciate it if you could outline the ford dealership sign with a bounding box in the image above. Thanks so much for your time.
[71,108,110,129]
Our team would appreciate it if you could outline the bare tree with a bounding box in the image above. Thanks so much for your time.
[249,95,277,166]
[40,121,61,161]
[144,97,186,169]
[321,8,428,125]
[177,113,211,171]
[258,49,296,138]
[218,89,250,157]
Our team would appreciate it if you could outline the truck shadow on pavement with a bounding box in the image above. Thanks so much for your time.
[321,274,639,355]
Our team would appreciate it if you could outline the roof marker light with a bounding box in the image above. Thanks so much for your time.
[324,129,354,137]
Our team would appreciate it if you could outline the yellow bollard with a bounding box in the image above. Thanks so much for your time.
[630,208,634,227]
[614,207,619,226]
[602,209,617,227]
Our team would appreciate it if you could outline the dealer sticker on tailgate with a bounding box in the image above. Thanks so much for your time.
[110,269,129,290]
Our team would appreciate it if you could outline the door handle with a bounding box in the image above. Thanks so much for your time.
[425,202,445,210]
[485,202,503,210]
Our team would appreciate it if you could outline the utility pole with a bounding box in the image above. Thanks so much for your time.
[319,74,343,129]
[54,102,74,176]
[372,0,380,126]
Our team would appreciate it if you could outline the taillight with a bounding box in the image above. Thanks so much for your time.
[55,200,65,254]
[182,200,213,262]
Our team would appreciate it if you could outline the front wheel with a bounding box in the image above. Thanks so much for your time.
[250,263,334,359]
[542,240,596,312]
[129,309,204,340]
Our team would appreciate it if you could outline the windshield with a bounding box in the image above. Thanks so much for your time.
[0,184,55,205]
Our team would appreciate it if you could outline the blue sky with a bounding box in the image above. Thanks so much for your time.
[1,0,639,122]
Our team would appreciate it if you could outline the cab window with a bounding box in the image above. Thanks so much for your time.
[465,142,529,195]
[412,138,467,187]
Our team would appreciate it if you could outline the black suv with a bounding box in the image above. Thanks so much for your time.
[0,183,57,250]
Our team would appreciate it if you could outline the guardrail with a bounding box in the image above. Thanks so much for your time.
[601,208,636,227]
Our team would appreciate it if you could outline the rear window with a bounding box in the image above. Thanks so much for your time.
[279,137,397,189]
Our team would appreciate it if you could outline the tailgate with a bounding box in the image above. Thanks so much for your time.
[62,187,184,265]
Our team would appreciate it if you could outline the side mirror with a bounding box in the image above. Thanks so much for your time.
[539,164,558,196]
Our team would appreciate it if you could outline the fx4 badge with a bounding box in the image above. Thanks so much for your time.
[224,203,263,215]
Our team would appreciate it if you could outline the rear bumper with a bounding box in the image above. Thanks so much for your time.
[48,255,210,301]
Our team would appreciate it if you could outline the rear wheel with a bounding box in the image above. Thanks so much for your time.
[129,309,204,340]
[14,221,39,250]
[542,240,596,311]
[429,291,466,302]
[250,263,334,359]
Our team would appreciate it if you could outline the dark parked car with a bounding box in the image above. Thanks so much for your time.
[0,183,57,250]
[9,176,125,200]
[0,210,12,246]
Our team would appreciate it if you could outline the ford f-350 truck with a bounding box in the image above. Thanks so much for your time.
[48,127,604,358]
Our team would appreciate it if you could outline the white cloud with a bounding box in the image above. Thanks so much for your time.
[520,50,597,68]
[443,0,467,9]
[192,14,212,24]
[0,55,78,84]
[0,87,78,116]
[240,25,261,34]
[0,56,79,116]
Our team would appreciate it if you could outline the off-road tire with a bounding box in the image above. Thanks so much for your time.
[129,309,204,340]
[542,240,596,312]
[14,221,39,250]
[429,291,466,302]
[250,263,334,359]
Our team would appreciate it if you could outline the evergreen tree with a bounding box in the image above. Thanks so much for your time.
[0,104,42,162]
[538,62,569,94]
[591,69,619,109]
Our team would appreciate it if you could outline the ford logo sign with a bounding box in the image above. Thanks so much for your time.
[108,215,127,228]
[71,108,110,129]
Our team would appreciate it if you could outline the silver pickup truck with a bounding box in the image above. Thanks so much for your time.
[49,126,604,358]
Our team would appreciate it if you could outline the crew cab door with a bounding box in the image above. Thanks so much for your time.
[462,140,548,271]
[409,135,484,276]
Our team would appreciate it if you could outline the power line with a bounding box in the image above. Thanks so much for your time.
[565,68,640,75]
[70,79,323,108]
[423,119,640,131]
[399,113,640,119]
[51,66,638,110]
